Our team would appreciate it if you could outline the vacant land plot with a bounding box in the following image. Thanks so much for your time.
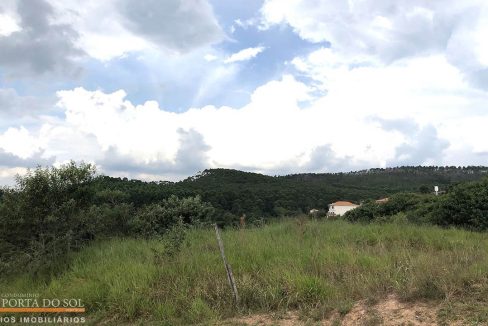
[2,219,488,325]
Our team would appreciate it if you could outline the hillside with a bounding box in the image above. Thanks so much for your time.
[2,163,488,325]
[93,166,488,219]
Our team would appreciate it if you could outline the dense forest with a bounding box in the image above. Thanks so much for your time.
[91,166,488,219]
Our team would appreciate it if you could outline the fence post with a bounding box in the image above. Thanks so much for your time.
[214,224,239,304]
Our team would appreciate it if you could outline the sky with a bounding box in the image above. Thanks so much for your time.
[1,0,488,184]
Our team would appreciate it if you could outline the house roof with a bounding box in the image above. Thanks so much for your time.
[330,201,358,207]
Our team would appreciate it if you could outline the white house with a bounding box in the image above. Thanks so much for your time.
[328,201,359,216]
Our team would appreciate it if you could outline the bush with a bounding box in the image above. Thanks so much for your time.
[0,163,219,276]
[345,193,438,224]
[431,177,488,230]
[82,203,135,237]
[0,162,96,275]
[381,193,429,216]
[130,195,215,238]
[344,200,379,222]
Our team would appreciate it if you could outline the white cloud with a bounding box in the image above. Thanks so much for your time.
[0,127,41,159]
[0,13,21,36]
[0,0,84,77]
[117,0,224,53]
[2,0,488,184]
[45,0,224,61]
[204,54,218,62]
[261,0,488,88]
[2,48,488,184]
[45,0,151,61]
[290,47,488,164]
[233,18,259,30]
[0,1,20,36]
[224,46,266,63]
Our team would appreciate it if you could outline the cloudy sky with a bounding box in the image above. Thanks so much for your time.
[1,0,488,184]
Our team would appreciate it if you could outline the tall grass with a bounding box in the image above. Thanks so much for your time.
[2,219,488,324]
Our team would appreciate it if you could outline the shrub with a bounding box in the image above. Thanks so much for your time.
[130,195,215,238]
[431,177,488,230]
[344,200,379,222]
[82,203,135,237]
[0,162,96,275]
[345,193,438,224]
[162,219,188,257]
[381,193,427,216]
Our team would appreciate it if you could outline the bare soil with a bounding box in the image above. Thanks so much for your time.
[224,295,467,325]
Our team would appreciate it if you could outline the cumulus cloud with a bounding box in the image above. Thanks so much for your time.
[2,0,488,187]
[0,88,54,120]
[224,46,266,63]
[0,127,43,159]
[44,0,150,61]
[117,0,224,54]
[0,0,84,77]
[2,54,486,185]
[0,124,56,186]
[261,0,454,59]
[388,125,449,166]
[302,145,369,173]
[1,36,488,184]
[0,13,20,36]
[261,0,488,88]
[99,128,210,179]
[370,118,449,166]
[369,117,419,135]
[0,149,54,169]
[10,0,224,62]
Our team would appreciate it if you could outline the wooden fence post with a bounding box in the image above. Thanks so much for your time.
[214,224,239,304]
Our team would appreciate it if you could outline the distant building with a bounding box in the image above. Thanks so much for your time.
[375,198,389,204]
[328,201,359,216]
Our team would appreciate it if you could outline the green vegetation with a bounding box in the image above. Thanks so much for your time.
[433,177,488,230]
[2,162,488,276]
[0,162,97,276]
[0,163,215,276]
[2,219,488,325]
[93,166,488,219]
[2,162,488,324]
[345,177,488,231]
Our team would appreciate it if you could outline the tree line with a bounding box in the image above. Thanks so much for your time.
[0,162,487,276]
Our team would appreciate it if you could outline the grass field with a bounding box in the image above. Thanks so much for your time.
[2,218,488,325]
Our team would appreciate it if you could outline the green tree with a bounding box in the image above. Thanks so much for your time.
[0,162,96,275]
[431,177,488,230]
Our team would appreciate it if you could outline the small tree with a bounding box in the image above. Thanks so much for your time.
[0,162,96,275]
[431,177,488,230]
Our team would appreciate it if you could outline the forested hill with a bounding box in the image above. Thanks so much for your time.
[93,166,488,219]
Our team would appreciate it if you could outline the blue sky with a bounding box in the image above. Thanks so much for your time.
[1,0,488,184]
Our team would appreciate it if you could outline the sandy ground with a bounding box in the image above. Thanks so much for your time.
[224,295,466,325]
